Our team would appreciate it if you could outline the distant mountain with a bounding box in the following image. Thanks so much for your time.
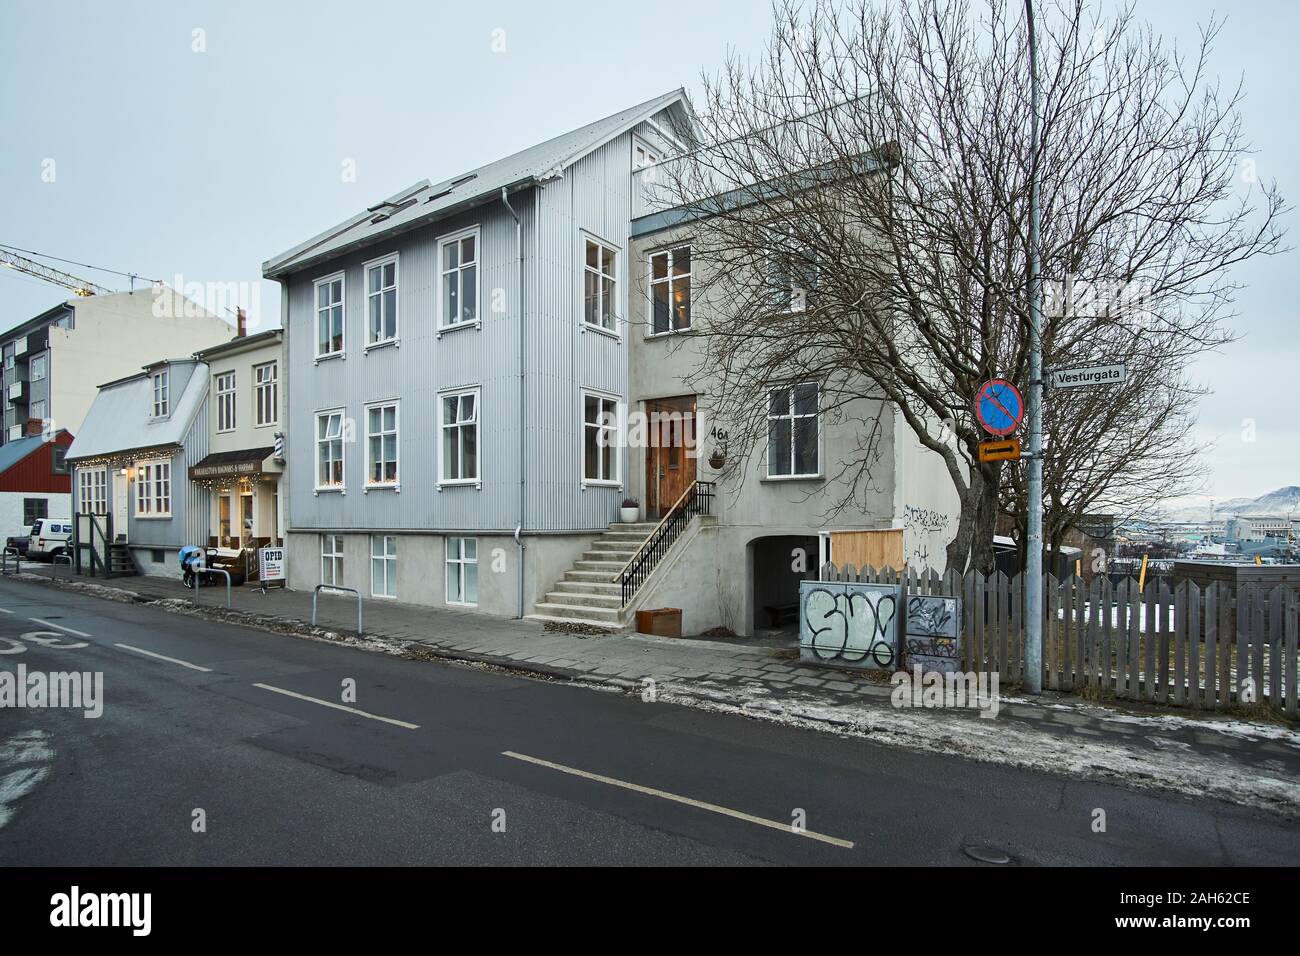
[1163,486,1300,522]
[1239,486,1300,516]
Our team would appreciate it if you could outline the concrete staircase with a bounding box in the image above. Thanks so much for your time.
[530,521,657,628]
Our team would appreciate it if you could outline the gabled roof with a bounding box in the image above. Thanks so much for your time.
[66,360,207,462]
[0,430,70,474]
[262,89,696,279]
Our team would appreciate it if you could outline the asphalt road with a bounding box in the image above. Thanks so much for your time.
[0,577,1295,866]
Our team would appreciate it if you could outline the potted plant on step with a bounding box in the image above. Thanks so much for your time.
[620,497,640,524]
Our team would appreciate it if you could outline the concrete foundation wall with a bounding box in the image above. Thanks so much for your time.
[635,518,826,637]
[285,530,596,618]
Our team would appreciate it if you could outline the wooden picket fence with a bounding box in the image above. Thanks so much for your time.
[819,563,1300,717]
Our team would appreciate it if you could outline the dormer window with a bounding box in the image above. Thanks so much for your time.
[151,370,169,417]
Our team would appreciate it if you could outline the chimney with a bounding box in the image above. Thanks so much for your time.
[236,307,247,338]
[26,418,43,437]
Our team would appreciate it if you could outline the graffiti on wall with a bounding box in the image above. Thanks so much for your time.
[903,594,962,674]
[799,581,899,670]
[903,504,952,571]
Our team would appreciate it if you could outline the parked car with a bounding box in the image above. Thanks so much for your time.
[28,518,73,561]
[4,534,29,557]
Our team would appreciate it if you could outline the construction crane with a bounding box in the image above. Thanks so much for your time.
[0,247,114,296]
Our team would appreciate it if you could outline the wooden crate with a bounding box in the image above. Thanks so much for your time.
[636,608,682,637]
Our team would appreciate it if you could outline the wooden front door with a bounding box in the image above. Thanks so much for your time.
[645,396,697,519]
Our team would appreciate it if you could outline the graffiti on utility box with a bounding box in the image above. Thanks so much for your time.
[904,595,962,674]
[799,581,900,671]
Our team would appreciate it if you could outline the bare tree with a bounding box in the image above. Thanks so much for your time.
[650,0,1286,573]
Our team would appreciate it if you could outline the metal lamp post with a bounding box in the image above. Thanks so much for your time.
[1023,0,1044,695]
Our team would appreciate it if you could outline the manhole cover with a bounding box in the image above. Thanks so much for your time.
[962,845,1013,865]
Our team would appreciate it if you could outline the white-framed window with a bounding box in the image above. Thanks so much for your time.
[438,227,479,328]
[583,237,618,332]
[321,534,344,587]
[582,391,620,485]
[314,272,345,358]
[767,383,820,478]
[30,354,46,381]
[633,136,659,169]
[445,536,477,606]
[439,387,478,484]
[365,401,399,487]
[215,370,236,432]
[649,245,691,334]
[767,223,817,314]
[365,254,398,346]
[316,409,345,490]
[77,468,107,515]
[151,370,169,417]
[371,534,397,598]
[30,399,46,422]
[135,460,172,516]
[255,361,278,426]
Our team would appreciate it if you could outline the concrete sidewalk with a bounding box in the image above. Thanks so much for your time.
[8,563,1300,816]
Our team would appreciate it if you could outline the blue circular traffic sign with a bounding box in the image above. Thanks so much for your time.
[974,379,1024,437]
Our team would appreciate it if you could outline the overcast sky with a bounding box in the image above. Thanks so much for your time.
[1,0,1294,503]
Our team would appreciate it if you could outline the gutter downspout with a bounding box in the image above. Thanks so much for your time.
[501,187,526,618]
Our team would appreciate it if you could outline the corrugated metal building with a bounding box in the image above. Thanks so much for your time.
[66,358,212,574]
[263,90,696,617]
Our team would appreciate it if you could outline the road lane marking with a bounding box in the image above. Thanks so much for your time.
[501,750,856,849]
[114,643,213,672]
[252,683,419,730]
[28,618,90,638]
[0,607,12,614]
[0,730,53,829]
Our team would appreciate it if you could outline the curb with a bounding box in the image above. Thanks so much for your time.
[6,570,1299,818]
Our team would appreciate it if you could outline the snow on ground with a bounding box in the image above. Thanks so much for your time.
[658,679,1300,817]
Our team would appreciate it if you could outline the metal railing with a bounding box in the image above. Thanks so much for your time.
[1,546,22,575]
[313,584,363,637]
[195,566,232,608]
[618,480,715,606]
[50,553,72,580]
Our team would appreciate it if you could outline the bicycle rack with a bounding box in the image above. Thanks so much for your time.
[195,567,232,609]
[1,547,21,575]
[50,553,72,580]
[312,585,363,637]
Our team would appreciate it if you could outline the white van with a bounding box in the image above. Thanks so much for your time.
[28,518,73,561]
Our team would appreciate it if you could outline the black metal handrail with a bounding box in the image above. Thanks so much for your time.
[619,480,715,606]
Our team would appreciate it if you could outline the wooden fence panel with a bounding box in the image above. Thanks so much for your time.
[1286,588,1298,718]
[1045,574,1058,690]
[1010,572,1023,683]
[1251,585,1264,705]
[1172,582,1187,706]
[810,563,1296,713]
[1127,578,1141,700]
[1079,575,1091,692]
[1187,582,1201,709]
[1218,583,1233,709]
[1268,582,1279,712]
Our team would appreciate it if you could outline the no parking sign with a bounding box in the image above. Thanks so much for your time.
[974,379,1024,437]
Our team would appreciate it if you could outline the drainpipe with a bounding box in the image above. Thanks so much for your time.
[501,187,526,618]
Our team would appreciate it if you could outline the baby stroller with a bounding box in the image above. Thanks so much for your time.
[178,545,205,588]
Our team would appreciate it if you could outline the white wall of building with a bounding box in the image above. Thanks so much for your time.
[46,287,233,438]
[0,491,71,539]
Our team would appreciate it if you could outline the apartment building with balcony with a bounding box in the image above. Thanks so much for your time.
[0,287,233,445]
